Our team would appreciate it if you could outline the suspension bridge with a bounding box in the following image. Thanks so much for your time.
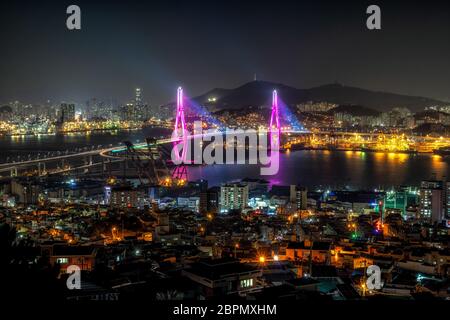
[2,87,444,185]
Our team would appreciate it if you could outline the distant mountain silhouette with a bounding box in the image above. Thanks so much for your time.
[328,105,381,117]
[189,81,446,113]
[0,105,12,113]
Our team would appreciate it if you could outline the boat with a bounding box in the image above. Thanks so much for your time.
[360,147,418,154]
[434,147,450,156]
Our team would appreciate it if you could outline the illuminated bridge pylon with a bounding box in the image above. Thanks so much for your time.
[172,86,188,183]
[269,90,281,149]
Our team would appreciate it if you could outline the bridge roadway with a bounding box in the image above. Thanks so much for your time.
[0,148,110,172]
[0,130,442,172]
[98,129,438,160]
[97,129,312,159]
[0,129,298,171]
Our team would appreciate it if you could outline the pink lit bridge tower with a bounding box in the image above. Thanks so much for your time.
[269,89,281,149]
[174,86,187,144]
[172,86,188,183]
[169,87,283,184]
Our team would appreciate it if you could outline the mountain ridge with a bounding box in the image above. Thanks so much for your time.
[187,81,447,113]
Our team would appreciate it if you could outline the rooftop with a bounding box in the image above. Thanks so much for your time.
[184,258,260,280]
[52,245,97,256]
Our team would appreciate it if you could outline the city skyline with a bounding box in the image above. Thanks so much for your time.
[3,78,450,108]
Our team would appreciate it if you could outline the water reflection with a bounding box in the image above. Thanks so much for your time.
[188,150,449,188]
[1,130,448,189]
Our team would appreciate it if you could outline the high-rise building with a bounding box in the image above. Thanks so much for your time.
[120,103,137,121]
[86,98,113,120]
[420,180,445,223]
[109,186,144,208]
[289,185,296,203]
[60,103,75,122]
[446,181,450,218]
[220,183,249,213]
[121,88,151,121]
[135,88,142,105]
[293,186,308,210]
[199,191,208,214]
[207,187,220,213]
[200,186,220,214]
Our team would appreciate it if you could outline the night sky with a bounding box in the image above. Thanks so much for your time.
[1,0,450,106]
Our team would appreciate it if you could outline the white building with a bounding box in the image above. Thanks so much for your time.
[177,196,200,212]
[220,183,249,213]
[420,180,445,224]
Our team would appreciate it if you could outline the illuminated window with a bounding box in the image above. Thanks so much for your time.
[240,279,253,288]
[56,257,68,264]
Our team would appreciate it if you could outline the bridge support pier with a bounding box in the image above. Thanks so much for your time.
[122,159,127,182]
[84,155,93,166]
[37,162,46,176]
[101,158,105,178]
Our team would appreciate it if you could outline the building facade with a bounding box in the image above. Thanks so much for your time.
[420,180,445,223]
[220,183,249,213]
